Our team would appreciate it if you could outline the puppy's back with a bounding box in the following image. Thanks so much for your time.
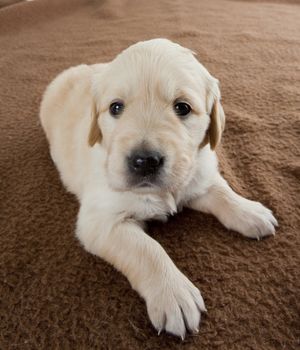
[39,63,105,196]
[40,64,93,141]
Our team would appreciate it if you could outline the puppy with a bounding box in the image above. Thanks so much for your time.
[40,39,278,338]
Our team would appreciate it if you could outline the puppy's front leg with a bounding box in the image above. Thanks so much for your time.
[188,174,278,239]
[76,202,206,338]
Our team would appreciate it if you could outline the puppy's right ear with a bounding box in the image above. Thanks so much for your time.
[200,78,225,150]
[208,95,225,150]
[88,99,102,147]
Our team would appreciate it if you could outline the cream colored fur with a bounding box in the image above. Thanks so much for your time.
[40,39,278,338]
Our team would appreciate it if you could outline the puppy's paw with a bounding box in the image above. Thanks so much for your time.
[145,271,206,339]
[233,199,278,239]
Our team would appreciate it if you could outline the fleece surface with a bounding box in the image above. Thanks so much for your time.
[0,0,299,349]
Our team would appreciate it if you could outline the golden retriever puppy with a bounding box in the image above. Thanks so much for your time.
[40,39,278,338]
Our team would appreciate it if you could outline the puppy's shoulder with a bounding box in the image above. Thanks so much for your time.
[181,146,219,202]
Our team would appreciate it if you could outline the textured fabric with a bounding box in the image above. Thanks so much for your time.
[0,0,299,349]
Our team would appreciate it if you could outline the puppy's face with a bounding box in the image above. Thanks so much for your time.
[90,39,225,193]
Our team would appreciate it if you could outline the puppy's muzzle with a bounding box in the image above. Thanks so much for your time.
[127,149,164,183]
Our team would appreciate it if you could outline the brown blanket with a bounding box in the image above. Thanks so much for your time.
[1,0,299,349]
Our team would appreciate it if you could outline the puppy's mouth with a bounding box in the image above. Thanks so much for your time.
[128,174,164,190]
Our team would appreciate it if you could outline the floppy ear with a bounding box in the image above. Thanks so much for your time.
[201,80,225,150]
[208,96,225,150]
[88,99,102,147]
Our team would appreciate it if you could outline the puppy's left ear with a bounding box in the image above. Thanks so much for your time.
[88,99,102,147]
[203,79,226,150]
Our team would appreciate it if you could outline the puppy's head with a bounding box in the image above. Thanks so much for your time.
[89,39,225,193]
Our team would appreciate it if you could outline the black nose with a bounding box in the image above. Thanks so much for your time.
[128,150,164,177]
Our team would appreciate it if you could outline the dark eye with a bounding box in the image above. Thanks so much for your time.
[109,101,124,117]
[174,102,191,118]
